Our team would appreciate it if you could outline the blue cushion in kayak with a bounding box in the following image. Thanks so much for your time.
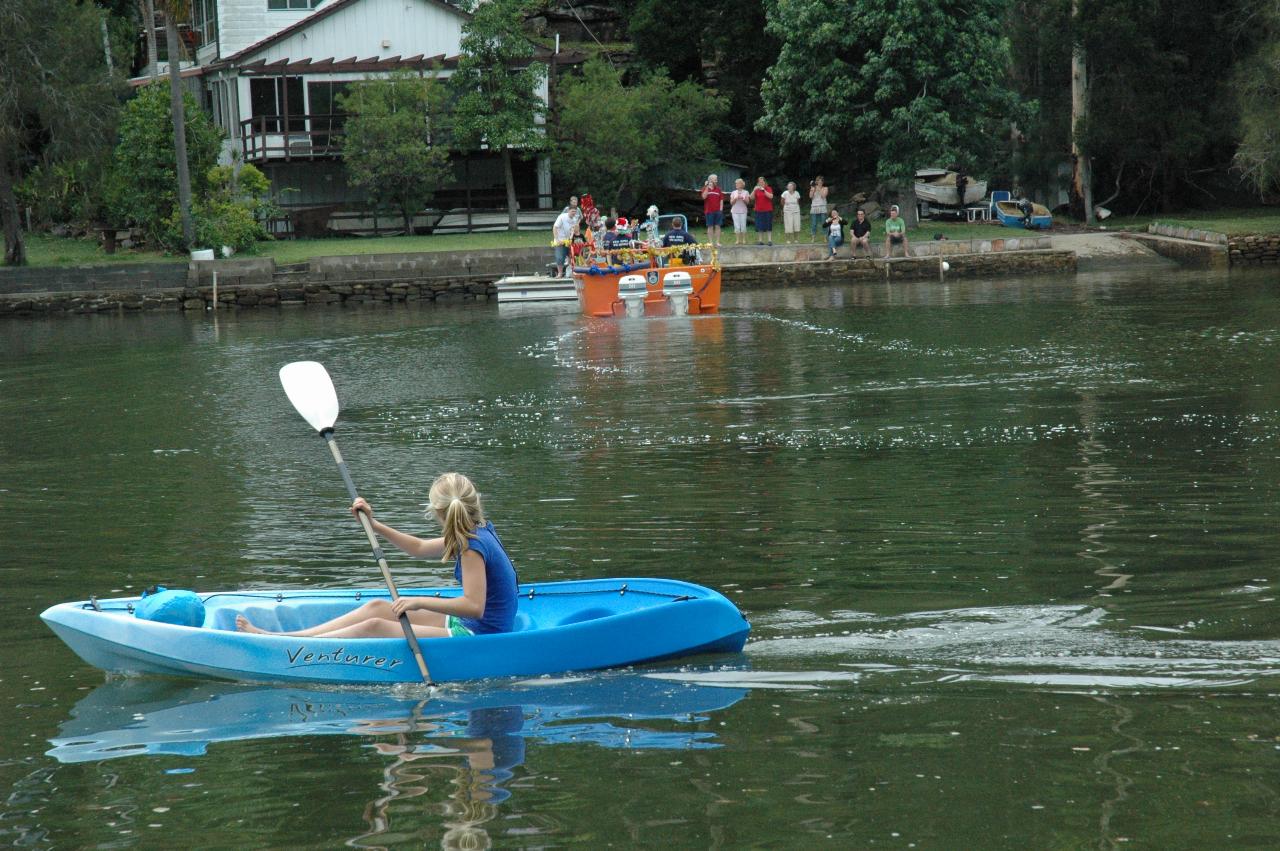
[135,588,205,627]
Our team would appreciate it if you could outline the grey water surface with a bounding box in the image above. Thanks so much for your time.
[2,266,1279,847]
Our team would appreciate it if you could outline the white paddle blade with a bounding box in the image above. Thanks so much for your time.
[279,361,340,433]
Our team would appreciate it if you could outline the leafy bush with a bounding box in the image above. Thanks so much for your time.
[163,163,277,254]
[111,84,224,248]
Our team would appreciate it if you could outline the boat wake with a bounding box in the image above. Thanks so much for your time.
[743,604,1280,692]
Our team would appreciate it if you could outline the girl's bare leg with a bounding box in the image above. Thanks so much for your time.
[316,618,451,640]
[237,599,445,636]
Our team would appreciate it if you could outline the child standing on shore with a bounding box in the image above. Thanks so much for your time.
[236,473,518,639]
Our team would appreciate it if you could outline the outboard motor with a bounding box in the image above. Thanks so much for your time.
[662,271,694,316]
[618,274,648,318]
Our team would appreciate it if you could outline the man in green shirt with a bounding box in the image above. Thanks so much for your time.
[884,205,911,258]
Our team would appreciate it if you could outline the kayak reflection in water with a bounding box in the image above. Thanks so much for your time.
[353,705,526,848]
[236,472,518,639]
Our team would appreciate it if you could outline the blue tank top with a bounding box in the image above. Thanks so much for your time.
[453,522,518,634]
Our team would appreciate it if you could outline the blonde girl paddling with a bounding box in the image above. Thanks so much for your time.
[236,473,518,639]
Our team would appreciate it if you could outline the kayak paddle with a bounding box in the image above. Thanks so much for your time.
[278,360,433,685]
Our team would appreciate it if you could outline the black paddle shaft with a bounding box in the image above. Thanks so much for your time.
[321,429,432,684]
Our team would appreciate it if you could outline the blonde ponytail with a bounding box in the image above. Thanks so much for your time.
[425,473,485,562]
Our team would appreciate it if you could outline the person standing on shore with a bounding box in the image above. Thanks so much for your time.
[781,181,802,244]
[700,174,725,248]
[808,176,829,242]
[884,205,910,257]
[752,176,774,246]
[729,179,751,245]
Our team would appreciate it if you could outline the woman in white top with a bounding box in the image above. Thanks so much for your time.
[728,178,752,245]
[781,182,802,243]
[808,176,829,243]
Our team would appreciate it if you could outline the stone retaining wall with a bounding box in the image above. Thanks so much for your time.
[0,262,188,296]
[719,234,1053,265]
[0,243,1075,318]
[1128,234,1228,268]
[1147,223,1229,245]
[1226,234,1280,266]
[724,249,1075,288]
[1148,222,1280,267]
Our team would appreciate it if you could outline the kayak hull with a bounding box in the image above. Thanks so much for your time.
[41,578,750,684]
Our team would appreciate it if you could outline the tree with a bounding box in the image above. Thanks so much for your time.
[159,0,195,249]
[111,83,223,249]
[625,0,780,171]
[1011,0,1253,215]
[0,0,125,265]
[757,0,1027,190]
[338,71,452,234]
[1233,5,1280,198]
[554,60,726,207]
[449,0,548,231]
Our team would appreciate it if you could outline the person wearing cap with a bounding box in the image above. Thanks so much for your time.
[884,205,910,258]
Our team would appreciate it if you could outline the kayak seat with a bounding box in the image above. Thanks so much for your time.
[557,607,614,626]
[511,612,536,632]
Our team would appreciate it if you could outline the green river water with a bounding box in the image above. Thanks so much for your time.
[2,266,1279,848]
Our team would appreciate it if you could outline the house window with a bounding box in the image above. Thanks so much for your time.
[306,81,350,149]
[192,0,217,47]
[249,76,305,133]
[268,0,324,9]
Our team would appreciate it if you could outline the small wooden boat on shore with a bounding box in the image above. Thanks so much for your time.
[914,169,988,207]
[573,244,722,318]
[994,199,1053,230]
[41,577,750,684]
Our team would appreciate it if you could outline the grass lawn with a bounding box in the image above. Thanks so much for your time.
[22,234,171,267]
[17,207,1280,268]
[262,231,552,264]
[1146,209,1280,236]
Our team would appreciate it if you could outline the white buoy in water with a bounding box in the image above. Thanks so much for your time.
[942,261,951,272]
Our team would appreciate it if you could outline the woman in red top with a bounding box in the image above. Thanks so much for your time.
[701,174,725,248]
[751,177,774,246]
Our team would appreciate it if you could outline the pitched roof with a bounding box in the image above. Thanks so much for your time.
[219,0,469,67]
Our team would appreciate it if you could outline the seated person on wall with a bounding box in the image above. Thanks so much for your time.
[884,205,911,258]
[661,216,698,264]
[850,209,872,258]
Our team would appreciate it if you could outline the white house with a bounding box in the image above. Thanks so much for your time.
[141,0,554,233]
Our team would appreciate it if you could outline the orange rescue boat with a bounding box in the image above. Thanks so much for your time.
[572,244,722,318]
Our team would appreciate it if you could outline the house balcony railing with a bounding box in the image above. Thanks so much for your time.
[239,114,345,163]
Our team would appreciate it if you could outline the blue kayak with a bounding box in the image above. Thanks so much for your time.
[41,578,750,684]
